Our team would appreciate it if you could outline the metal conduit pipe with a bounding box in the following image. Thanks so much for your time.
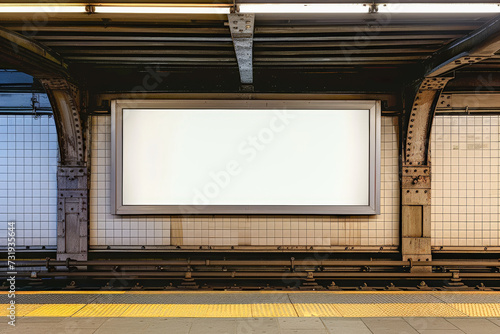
[5,259,500,268]
[3,271,500,279]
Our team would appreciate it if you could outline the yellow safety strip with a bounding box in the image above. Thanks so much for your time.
[294,303,342,317]
[377,303,467,317]
[25,304,86,317]
[72,304,131,317]
[450,303,500,317]
[1,302,499,317]
[252,303,297,317]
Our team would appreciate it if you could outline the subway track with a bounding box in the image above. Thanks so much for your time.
[2,257,500,291]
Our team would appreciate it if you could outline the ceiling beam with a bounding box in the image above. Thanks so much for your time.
[228,13,255,85]
[0,26,69,78]
[1,23,481,34]
[422,15,500,77]
[0,27,85,166]
[401,14,500,170]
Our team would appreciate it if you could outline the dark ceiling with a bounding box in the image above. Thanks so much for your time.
[1,1,500,96]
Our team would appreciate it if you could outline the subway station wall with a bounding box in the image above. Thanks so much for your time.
[89,115,399,249]
[0,114,58,249]
[431,115,500,247]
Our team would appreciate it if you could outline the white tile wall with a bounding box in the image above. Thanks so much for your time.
[90,115,399,247]
[0,115,58,248]
[431,115,500,247]
[89,116,171,247]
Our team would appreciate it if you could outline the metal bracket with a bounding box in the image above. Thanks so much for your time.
[419,77,450,90]
[300,271,323,290]
[228,13,255,84]
[437,94,452,109]
[57,166,88,261]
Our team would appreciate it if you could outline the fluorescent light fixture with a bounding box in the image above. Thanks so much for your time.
[237,3,369,13]
[3,2,496,15]
[377,3,500,14]
[0,4,86,13]
[94,5,231,14]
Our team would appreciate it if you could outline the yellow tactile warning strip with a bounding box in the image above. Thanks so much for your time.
[204,304,253,318]
[25,304,86,317]
[252,303,297,317]
[294,303,342,317]
[0,303,491,318]
[72,304,131,317]
[0,304,41,317]
[120,304,171,317]
[377,303,466,317]
[2,291,500,318]
[333,303,386,317]
[450,303,500,317]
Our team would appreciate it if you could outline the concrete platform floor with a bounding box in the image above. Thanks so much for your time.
[1,291,500,333]
[1,316,500,334]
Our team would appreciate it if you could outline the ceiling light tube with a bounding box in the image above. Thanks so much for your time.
[377,3,500,14]
[94,5,231,15]
[237,3,370,14]
[0,4,87,13]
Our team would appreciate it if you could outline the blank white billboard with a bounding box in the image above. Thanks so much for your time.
[112,100,380,215]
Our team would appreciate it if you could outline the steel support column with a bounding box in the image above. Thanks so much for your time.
[0,27,88,261]
[40,78,88,261]
[228,13,255,84]
[402,78,452,271]
[402,16,500,270]
[56,167,88,261]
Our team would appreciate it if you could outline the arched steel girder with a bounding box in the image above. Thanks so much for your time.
[401,15,500,267]
[404,15,500,167]
[0,26,85,166]
[404,77,452,167]
[0,26,88,260]
[39,78,86,166]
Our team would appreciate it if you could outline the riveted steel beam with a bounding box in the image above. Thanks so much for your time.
[0,27,88,260]
[38,78,88,261]
[39,78,87,262]
[0,26,68,78]
[56,167,88,261]
[407,16,500,150]
[400,17,500,267]
[423,15,500,77]
[0,27,88,261]
[0,27,85,166]
[401,77,452,271]
[404,77,453,166]
[228,13,255,84]
[39,78,86,166]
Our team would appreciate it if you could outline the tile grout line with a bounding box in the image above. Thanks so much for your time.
[359,317,376,334]
[486,318,500,328]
